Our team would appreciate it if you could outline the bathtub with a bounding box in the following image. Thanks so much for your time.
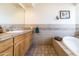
[63,36,79,56]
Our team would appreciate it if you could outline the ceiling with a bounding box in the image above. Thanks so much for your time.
[18,3,78,10]
[21,3,33,8]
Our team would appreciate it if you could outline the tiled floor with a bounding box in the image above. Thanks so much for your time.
[25,33,57,56]
[26,44,57,56]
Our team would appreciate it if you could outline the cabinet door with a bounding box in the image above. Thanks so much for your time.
[0,47,13,56]
[0,38,13,53]
[14,40,25,56]
[14,34,25,56]
[24,38,30,54]
[19,40,25,56]
[14,43,20,56]
[14,31,33,56]
[24,32,32,54]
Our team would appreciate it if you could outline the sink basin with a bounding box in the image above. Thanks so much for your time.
[7,30,32,34]
[0,30,32,41]
[0,33,13,41]
[7,30,24,33]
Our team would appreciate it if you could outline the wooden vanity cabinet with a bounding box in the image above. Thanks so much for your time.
[0,38,13,56]
[14,31,33,56]
[14,34,25,56]
[24,31,33,54]
[14,40,25,56]
[0,47,13,56]
[0,31,33,56]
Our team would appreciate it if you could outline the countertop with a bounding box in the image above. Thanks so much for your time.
[0,30,33,41]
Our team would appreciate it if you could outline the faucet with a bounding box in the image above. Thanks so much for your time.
[0,25,3,33]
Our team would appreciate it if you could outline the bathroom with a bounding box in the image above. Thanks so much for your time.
[0,3,79,56]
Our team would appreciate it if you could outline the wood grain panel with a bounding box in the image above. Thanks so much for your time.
[52,39,68,56]
[0,47,13,56]
[0,38,13,53]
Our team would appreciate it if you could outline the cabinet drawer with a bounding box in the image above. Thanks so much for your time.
[25,31,33,36]
[0,47,13,56]
[0,38,13,53]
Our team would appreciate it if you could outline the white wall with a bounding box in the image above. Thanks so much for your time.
[0,3,25,24]
[25,4,76,44]
[76,4,79,24]
[25,3,76,24]
[75,4,79,36]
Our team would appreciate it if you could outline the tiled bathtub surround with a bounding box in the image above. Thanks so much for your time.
[0,24,76,45]
[75,24,79,36]
[0,24,76,36]
[25,24,76,45]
